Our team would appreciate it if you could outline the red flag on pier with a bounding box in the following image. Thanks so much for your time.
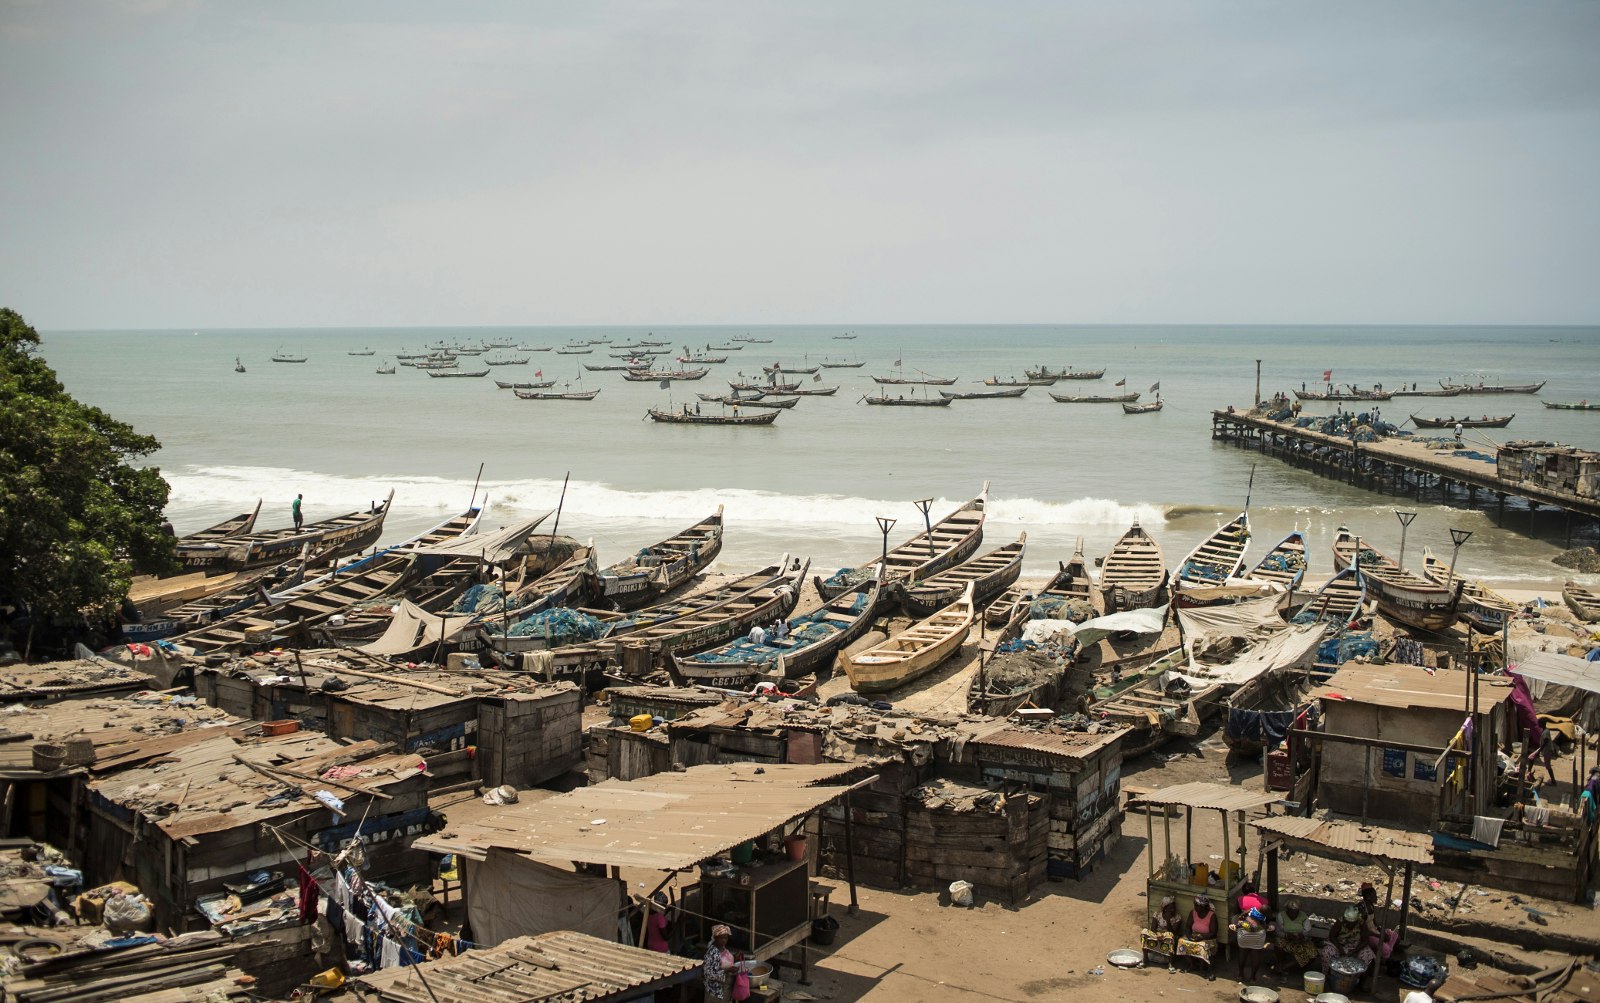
[1322,369,1333,382]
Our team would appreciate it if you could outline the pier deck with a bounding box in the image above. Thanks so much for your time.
[1211,408,1600,539]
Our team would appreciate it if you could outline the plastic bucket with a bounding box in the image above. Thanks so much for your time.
[730,840,755,864]
[1303,972,1326,995]
[784,835,808,861]
[1328,969,1361,996]
[810,915,839,945]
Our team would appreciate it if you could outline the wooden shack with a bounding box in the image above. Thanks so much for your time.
[192,654,583,788]
[0,656,157,704]
[1497,440,1600,502]
[80,729,437,931]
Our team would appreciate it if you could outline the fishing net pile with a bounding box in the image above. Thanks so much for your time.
[1178,559,1226,583]
[504,607,617,643]
[819,566,875,592]
[1316,631,1380,663]
[685,591,870,664]
[449,583,505,615]
[1027,596,1094,622]
[1256,552,1305,575]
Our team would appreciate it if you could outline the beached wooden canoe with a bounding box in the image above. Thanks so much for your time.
[1412,415,1513,429]
[1050,391,1138,403]
[124,548,318,642]
[985,541,1099,629]
[1095,672,1223,759]
[1247,530,1309,591]
[1173,513,1251,592]
[1100,521,1168,612]
[815,485,988,600]
[177,503,262,548]
[1421,547,1514,633]
[1298,565,1367,628]
[598,508,723,610]
[1223,667,1314,755]
[843,583,974,693]
[1331,527,1458,631]
[174,493,394,575]
[675,569,885,686]
[900,534,1026,619]
[1562,580,1600,622]
[648,408,779,425]
[499,542,600,617]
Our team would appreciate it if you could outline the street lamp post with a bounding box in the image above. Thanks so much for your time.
[912,498,935,558]
[875,516,897,569]
[1446,528,1473,589]
[1394,509,1418,572]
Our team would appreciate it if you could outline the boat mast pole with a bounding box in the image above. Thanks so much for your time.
[468,462,485,510]
[550,471,571,545]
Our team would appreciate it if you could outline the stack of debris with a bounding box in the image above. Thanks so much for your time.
[905,779,1046,903]
[0,928,251,1003]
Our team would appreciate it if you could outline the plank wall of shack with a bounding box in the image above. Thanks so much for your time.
[81,775,436,932]
[476,690,584,787]
[818,743,924,890]
[903,787,1048,903]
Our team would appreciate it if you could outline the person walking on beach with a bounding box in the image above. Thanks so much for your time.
[292,494,304,531]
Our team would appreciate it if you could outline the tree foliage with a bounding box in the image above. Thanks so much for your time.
[0,308,175,627]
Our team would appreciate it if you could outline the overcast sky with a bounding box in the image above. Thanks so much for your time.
[2,1,1598,329]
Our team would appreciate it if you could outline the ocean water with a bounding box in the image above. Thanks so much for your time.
[39,324,1600,586]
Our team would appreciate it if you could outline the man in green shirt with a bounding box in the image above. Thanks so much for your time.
[292,494,303,531]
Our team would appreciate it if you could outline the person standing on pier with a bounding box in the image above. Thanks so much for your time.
[1453,421,1463,442]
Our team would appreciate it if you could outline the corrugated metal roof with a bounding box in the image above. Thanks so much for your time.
[355,931,699,1002]
[968,726,1126,759]
[414,762,863,869]
[1127,782,1281,812]
[1312,664,1505,713]
[1251,815,1433,865]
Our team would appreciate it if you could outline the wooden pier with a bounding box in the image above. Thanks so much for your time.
[1211,408,1600,542]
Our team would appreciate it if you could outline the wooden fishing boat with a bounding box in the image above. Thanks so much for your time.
[1294,388,1391,401]
[872,375,957,385]
[1173,513,1251,592]
[427,369,490,378]
[1122,399,1164,414]
[843,583,974,693]
[833,333,857,339]
[234,357,246,373]
[413,359,459,370]
[648,408,779,425]
[1543,400,1599,410]
[515,388,601,400]
[625,368,710,381]
[1095,674,1224,758]
[695,394,799,409]
[1247,530,1309,591]
[175,493,394,574]
[785,385,840,396]
[736,336,774,343]
[598,508,724,610]
[712,343,744,351]
[1026,367,1104,380]
[1222,667,1315,754]
[1420,547,1514,633]
[900,534,1026,619]
[1330,527,1458,631]
[675,570,885,686]
[271,352,308,363]
[985,541,1098,628]
[555,347,594,355]
[729,379,800,392]
[939,387,1029,400]
[815,485,988,600]
[176,503,263,549]
[497,379,556,389]
[347,348,375,356]
[762,364,819,374]
[485,357,530,366]
[609,350,659,359]
[1438,380,1546,394]
[863,392,952,407]
[125,548,318,641]
[498,543,600,616]
[820,359,865,368]
[1391,387,1462,397]
[585,362,651,371]
[375,362,395,374]
[1297,565,1367,628]
[1100,521,1167,612]
[679,355,728,365]
[1050,391,1138,403]
[984,376,1056,386]
[1413,415,1514,429]
[517,345,551,352]
[1561,580,1600,622]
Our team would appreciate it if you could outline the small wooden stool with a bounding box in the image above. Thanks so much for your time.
[809,883,832,920]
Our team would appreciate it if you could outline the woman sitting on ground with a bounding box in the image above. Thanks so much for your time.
[1322,906,1377,992]
[1141,896,1182,970]
[1175,894,1220,979]
[1273,897,1319,973]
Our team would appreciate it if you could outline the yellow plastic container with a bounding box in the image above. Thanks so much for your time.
[1219,860,1240,885]
[1190,863,1209,887]
[629,713,653,732]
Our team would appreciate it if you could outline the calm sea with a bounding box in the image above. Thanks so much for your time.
[39,324,1600,586]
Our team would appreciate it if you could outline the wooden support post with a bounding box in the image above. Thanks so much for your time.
[1399,863,1415,941]
[1185,808,1193,865]
[1266,847,1279,913]
[1361,745,1372,822]
[1163,804,1173,870]
[842,789,859,916]
[1146,801,1156,880]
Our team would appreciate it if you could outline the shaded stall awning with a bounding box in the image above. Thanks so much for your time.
[1510,649,1600,695]
[1252,815,1433,867]
[412,510,554,564]
[358,599,482,656]
[1126,781,1282,813]
[414,762,870,868]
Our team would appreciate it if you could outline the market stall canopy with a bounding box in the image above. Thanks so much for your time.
[1126,781,1281,814]
[411,510,553,564]
[1510,649,1600,695]
[1252,814,1433,867]
[414,762,870,869]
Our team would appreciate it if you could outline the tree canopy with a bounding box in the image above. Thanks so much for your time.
[0,308,174,635]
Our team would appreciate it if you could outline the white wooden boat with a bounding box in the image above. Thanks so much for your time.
[1100,521,1168,612]
[843,584,974,693]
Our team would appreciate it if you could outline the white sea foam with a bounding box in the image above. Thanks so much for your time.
[163,465,1168,530]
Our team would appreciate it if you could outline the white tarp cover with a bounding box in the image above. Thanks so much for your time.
[463,848,621,945]
[359,599,479,656]
[413,511,553,563]
[1176,621,1326,686]
[1510,649,1600,696]
[1175,592,1292,640]
[1063,605,1169,648]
